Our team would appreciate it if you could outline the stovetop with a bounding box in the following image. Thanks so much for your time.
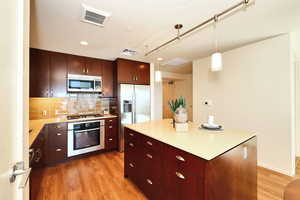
[67,114,104,120]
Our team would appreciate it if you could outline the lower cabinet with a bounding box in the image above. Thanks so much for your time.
[105,118,118,150]
[124,127,257,200]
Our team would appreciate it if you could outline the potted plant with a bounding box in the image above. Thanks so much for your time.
[168,97,188,127]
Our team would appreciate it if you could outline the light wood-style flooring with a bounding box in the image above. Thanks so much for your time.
[33,152,300,200]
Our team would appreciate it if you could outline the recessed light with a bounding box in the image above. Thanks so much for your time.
[80,41,88,46]
[157,57,163,61]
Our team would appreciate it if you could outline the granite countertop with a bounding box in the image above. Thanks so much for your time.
[29,114,118,147]
[125,119,256,160]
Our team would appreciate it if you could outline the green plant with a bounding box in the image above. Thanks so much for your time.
[168,97,186,113]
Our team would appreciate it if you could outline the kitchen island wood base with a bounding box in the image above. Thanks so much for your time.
[124,127,257,200]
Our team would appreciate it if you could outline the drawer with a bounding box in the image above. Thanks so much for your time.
[164,145,205,176]
[48,131,67,148]
[105,135,118,150]
[140,134,163,154]
[139,169,162,200]
[46,146,67,165]
[124,129,138,143]
[48,123,67,134]
[106,118,117,126]
[124,158,140,185]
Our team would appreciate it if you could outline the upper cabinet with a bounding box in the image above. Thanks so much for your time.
[67,56,102,76]
[30,49,68,98]
[102,60,116,97]
[49,52,68,97]
[85,58,103,76]
[30,49,50,97]
[30,48,116,98]
[116,58,150,85]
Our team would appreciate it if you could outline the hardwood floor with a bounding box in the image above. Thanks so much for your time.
[32,152,300,200]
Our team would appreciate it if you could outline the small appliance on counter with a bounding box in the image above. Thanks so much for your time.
[201,115,223,130]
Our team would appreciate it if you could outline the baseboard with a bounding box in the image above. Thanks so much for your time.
[258,163,294,177]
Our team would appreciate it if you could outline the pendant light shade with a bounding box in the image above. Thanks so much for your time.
[155,70,162,82]
[211,52,222,72]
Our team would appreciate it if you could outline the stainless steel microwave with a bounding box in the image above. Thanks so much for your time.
[67,74,102,93]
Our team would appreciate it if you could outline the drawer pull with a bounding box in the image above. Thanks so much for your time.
[146,141,153,146]
[109,138,113,141]
[129,133,134,137]
[109,126,113,129]
[109,120,113,122]
[146,179,153,185]
[56,125,61,129]
[176,172,185,180]
[57,133,62,136]
[129,143,134,147]
[129,163,134,168]
[176,155,185,162]
[146,153,153,159]
[56,148,62,152]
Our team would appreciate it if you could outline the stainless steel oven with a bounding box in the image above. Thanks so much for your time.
[67,120,105,157]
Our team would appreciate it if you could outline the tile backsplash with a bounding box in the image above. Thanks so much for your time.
[30,94,112,120]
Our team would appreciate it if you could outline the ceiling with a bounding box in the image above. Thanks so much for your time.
[30,0,300,73]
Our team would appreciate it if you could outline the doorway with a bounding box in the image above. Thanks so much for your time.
[162,78,193,121]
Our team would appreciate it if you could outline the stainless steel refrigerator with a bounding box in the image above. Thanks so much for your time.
[119,84,151,151]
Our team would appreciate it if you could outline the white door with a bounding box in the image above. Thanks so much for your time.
[0,0,30,200]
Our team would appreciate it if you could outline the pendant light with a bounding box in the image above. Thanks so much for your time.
[155,58,163,82]
[211,15,222,72]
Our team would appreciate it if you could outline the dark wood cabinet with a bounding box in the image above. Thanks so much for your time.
[30,48,50,97]
[85,58,103,76]
[116,58,150,85]
[49,52,67,97]
[67,55,86,75]
[124,128,257,200]
[30,48,116,97]
[45,123,68,165]
[105,118,118,150]
[102,60,116,97]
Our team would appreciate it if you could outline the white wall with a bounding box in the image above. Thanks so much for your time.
[193,34,295,176]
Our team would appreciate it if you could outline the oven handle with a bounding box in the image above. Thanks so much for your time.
[74,128,100,133]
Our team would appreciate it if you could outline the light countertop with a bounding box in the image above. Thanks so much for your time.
[29,114,118,147]
[125,119,256,160]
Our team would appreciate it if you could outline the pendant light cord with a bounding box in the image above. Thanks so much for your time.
[214,15,219,53]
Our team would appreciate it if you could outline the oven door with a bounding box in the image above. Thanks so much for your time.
[68,127,105,157]
[68,79,95,92]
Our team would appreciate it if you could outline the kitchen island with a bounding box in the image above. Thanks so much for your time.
[124,119,257,200]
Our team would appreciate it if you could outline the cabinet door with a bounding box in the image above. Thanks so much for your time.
[30,48,50,97]
[105,118,118,150]
[49,52,67,97]
[135,62,150,85]
[67,55,86,75]
[117,59,135,84]
[45,123,68,165]
[102,60,115,97]
[85,58,102,76]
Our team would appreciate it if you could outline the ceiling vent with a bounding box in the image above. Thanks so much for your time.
[122,49,137,56]
[81,4,111,27]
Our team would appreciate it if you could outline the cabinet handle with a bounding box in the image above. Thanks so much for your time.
[83,68,85,73]
[109,138,113,141]
[146,179,153,185]
[109,120,113,122]
[35,149,42,163]
[129,133,134,137]
[175,172,185,180]
[109,126,113,129]
[57,133,62,136]
[56,125,61,129]
[135,76,138,81]
[129,143,134,147]
[56,148,62,152]
[86,68,89,74]
[129,163,134,168]
[146,153,153,159]
[176,155,185,162]
[146,141,153,146]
